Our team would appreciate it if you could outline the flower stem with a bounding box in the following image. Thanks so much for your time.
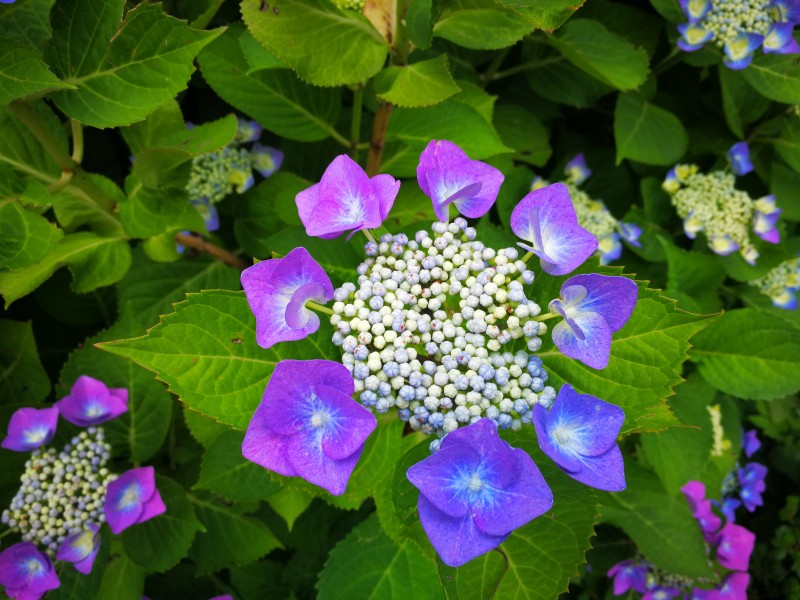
[366,102,393,176]
[350,85,364,163]
[70,119,84,164]
[534,312,558,322]
[0,529,12,540]
[363,229,377,243]
[306,300,334,315]
[174,233,249,271]
[480,47,511,87]
[521,251,534,263]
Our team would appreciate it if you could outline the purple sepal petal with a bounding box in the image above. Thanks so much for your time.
[709,235,739,256]
[619,222,642,247]
[241,247,334,350]
[407,445,479,518]
[718,572,750,600]
[677,23,713,51]
[55,375,128,427]
[564,153,591,185]
[742,429,761,457]
[242,360,375,496]
[417,140,504,222]
[369,174,401,220]
[679,0,711,21]
[236,118,262,143]
[607,560,648,595]
[727,142,754,176]
[251,143,284,178]
[551,311,612,369]
[56,524,100,575]
[0,543,60,599]
[723,33,763,70]
[510,183,598,276]
[2,407,59,452]
[533,384,626,492]
[104,466,165,534]
[714,522,755,571]
[763,22,798,53]
[680,481,707,514]
[753,196,782,243]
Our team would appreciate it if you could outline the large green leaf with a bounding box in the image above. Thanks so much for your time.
[0,103,61,183]
[494,0,583,29]
[0,0,55,49]
[374,55,461,108]
[433,0,534,50]
[549,19,649,91]
[0,202,63,270]
[0,319,50,404]
[46,1,221,127]
[50,173,126,236]
[189,494,282,573]
[198,26,342,142]
[240,0,387,86]
[0,232,131,307]
[599,464,714,578]
[741,53,800,104]
[493,104,551,167]
[0,43,71,105]
[121,477,204,572]
[119,182,203,239]
[98,290,339,429]
[614,93,688,165]
[195,430,282,502]
[437,552,506,600]
[775,116,800,173]
[96,550,145,600]
[660,239,725,314]
[317,514,443,600]
[718,68,771,139]
[771,162,800,221]
[119,101,186,155]
[690,308,800,400]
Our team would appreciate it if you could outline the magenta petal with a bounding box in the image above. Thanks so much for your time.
[681,481,707,513]
[285,282,325,329]
[715,522,755,571]
[139,487,166,524]
[417,494,507,568]
[407,445,480,518]
[57,525,100,575]
[104,467,157,534]
[285,429,361,495]
[552,310,613,369]
[70,374,109,400]
[317,386,377,460]
[369,174,400,220]
[471,448,553,536]
[56,375,128,427]
[296,183,320,226]
[2,407,59,452]
[561,274,638,332]
[417,139,469,198]
[242,425,296,477]
[0,543,59,597]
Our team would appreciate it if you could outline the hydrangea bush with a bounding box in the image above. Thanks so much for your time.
[1,0,800,599]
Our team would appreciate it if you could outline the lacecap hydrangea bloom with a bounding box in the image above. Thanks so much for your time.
[241,141,638,565]
[677,0,800,69]
[186,117,283,232]
[0,376,165,599]
[663,142,781,264]
[531,154,641,264]
[749,256,800,308]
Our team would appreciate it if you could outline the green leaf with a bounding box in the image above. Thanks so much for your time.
[549,20,649,91]
[198,26,342,142]
[741,54,800,104]
[240,0,387,86]
[195,430,282,502]
[690,308,800,400]
[374,55,460,108]
[433,0,534,50]
[46,1,221,127]
[50,173,126,236]
[719,68,770,139]
[533,263,712,434]
[121,477,204,572]
[266,488,314,530]
[98,290,339,429]
[0,232,132,307]
[660,239,725,314]
[0,202,62,269]
[0,44,72,105]
[0,103,61,182]
[189,494,283,573]
[317,514,442,600]
[406,0,433,49]
[495,0,584,29]
[120,184,203,240]
[59,319,172,463]
[493,104,551,166]
[614,93,688,165]
[0,0,55,49]
[599,464,714,578]
[437,552,506,600]
[0,319,50,404]
[239,29,286,73]
[775,116,800,173]
[119,101,187,155]
[96,551,145,600]
[578,0,662,57]
[771,162,800,221]
[649,0,683,23]
[184,405,229,448]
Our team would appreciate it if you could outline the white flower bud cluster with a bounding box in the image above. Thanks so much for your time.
[703,0,773,47]
[1,428,115,556]
[330,219,557,450]
[749,256,800,306]
[664,166,759,261]
[186,145,254,204]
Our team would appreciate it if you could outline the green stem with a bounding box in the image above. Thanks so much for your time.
[306,300,334,315]
[491,57,564,82]
[0,530,13,540]
[481,47,511,87]
[350,86,364,163]
[362,229,377,243]
[521,251,534,263]
[534,312,558,322]
[70,119,84,164]
[653,47,683,75]
[10,101,76,172]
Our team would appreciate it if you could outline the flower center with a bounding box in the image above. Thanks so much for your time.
[24,558,44,575]
[119,484,141,509]
[310,410,329,429]
[467,473,484,492]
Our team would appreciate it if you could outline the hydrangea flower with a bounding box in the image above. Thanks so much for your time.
[55,375,128,427]
[713,522,755,571]
[692,572,750,600]
[296,154,400,239]
[251,143,284,178]
[406,419,553,566]
[417,139,504,222]
[727,142,754,176]
[549,274,638,370]
[189,197,220,232]
[56,524,100,574]
[511,182,598,275]
[749,256,800,308]
[104,466,166,534]
[737,462,767,511]
[643,586,682,600]
[676,0,800,69]
[1,407,59,452]
[742,429,761,457]
[681,481,722,538]
[663,163,781,264]
[607,560,648,595]
[532,384,625,491]
[532,155,641,264]
[0,542,59,600]
[242,359,377,495]
[241,247,335,349]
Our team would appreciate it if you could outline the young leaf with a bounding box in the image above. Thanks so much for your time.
[317,514,441,600]
[0,319,50,404]
[121,477,204,573]
[690,308,800,400]
[46,1,222,127]
[614,93,688,165]
[0,203,63,270]
[198,26,342,142]
[374,55,461,108]
[240,0,387,86]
